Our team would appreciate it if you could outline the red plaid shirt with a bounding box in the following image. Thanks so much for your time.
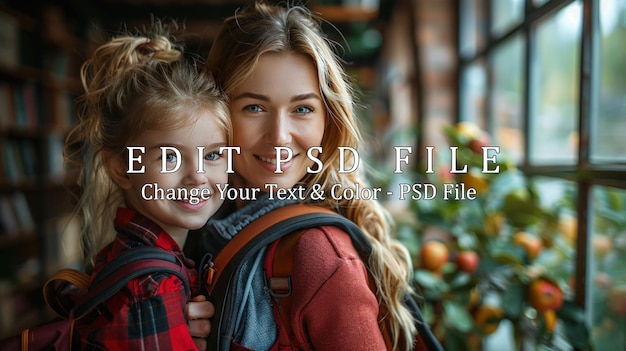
[76,207,200,351]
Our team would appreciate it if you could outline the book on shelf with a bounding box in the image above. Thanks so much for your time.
[57,92,76,129]
[1,138,40,183]
[0,11,19,68]
[0,82,15,129]
[0,195,19,235]
[0,192,34,235]
[46,134,66,181]
[44,50,70,80]
[11,191,34,233]
[2,139,21,182]
[43,89,76,130]
[18,139,37,178]
[21,83,38,127]
[12,83,38,129]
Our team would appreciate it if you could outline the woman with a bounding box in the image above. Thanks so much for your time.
[186,2,423,350]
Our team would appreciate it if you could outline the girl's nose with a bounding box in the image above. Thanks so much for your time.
[184,159,209,185]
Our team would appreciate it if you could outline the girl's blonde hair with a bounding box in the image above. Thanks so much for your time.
[66,22,230,267]
[206,2,417,349]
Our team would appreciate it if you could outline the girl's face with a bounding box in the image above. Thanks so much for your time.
[115,111,228,242]
[229,53,326,190]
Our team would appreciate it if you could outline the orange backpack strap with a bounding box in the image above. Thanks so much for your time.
[43,269,90,318]
[265,230,397,350]
[263,230,306,348]
[205,204,337,295]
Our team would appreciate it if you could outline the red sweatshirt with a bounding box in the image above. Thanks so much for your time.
[287,226,386,350]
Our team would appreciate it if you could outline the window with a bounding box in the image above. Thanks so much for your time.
[459,0,626,350]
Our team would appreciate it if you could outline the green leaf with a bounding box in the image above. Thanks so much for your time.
[491,245,526,265]
[396,225,420,257]
[443,300,475,332]
[448,272,476,291]
[414,270,444,290]
[444,327,472,351]
[556,301,592,351]
[501,282,525,318]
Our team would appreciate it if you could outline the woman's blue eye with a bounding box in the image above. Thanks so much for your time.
[205,152,220,161]
[295,106,313,114]
[165,153,177,163]
[244,105,263,113]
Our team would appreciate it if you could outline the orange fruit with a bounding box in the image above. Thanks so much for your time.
[592,236,612,259]
[473,305,504,335]
[455,250,480,273]
[542,310,557,332]
[608,285,626,316]
[528,279,564,312]
[466,288,481,310]
[460,170,489,194]
[419,241,449,272]
[513,232,543,260]
[558,216,577,245]
[455,122,484,141]
[484,213,505,236]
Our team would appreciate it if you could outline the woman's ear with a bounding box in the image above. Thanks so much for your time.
[103,150,132,190]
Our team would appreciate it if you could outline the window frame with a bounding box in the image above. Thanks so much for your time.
[457,0,626,319]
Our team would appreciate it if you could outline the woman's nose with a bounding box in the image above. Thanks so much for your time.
[264,111,292,146]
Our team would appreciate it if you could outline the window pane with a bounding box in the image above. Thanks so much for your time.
[534,176,577,252]
[533,177,578,347]
[460,0,487,57]
[589,186,626,351]
[492,34,525,164]
[529,1,581,165]
[533,0,550,8]
[592,0,626,163]
[460,60,487,128]
[491,0,525,37]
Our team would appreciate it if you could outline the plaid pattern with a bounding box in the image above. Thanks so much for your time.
[77,207,200,351]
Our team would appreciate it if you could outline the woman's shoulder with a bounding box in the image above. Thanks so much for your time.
[299,226,358,253]
[296,226,362,261]
[289,226,372,307]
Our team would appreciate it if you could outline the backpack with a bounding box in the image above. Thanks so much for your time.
[0,246,190,351]
[202,203,443,351]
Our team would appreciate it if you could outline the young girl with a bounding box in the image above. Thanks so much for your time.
[184,2,438,350]
[65,23,228,350]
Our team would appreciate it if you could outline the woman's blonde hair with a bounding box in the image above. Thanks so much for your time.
[206,2,417,349]
[66,22,230,267]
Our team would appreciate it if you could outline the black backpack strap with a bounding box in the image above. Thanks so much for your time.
[406,296,444,351]
[74,246,190,317]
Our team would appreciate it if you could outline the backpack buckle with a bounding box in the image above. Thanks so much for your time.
[269,277,292,297]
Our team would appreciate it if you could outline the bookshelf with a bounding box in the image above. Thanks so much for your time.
[0,3,84,338]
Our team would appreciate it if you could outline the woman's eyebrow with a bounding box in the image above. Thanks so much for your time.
[232,92,269,101]
[290,93,321,102]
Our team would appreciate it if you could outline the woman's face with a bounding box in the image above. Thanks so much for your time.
[229,52,326,190]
